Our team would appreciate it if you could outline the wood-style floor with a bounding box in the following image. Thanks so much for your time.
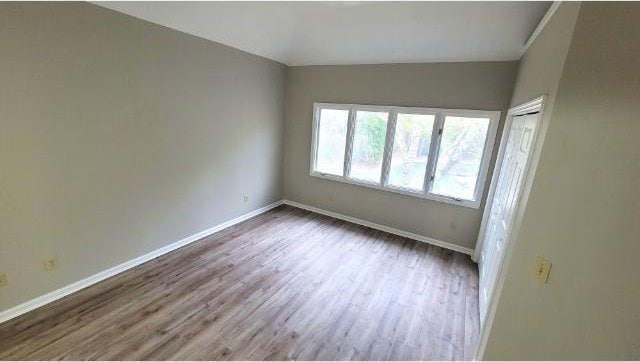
[0,205,479,360]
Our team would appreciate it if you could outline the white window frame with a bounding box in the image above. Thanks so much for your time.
[310,102,501,209]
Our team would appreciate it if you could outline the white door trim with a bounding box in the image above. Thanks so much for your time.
[473,96,545,261]
[474,96,546,360]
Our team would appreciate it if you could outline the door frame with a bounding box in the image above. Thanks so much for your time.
[474,95,547,360]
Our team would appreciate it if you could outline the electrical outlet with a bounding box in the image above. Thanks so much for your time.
[243,195,249,203]
[0,274,7,287]
[534,257,552,283]
[43,257,59,271]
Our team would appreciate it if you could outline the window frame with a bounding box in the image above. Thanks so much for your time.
[310,102,501,209]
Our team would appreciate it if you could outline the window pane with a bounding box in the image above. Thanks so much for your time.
[349,111,389,183]
[387,113,436,191]
[315,108,349,176]
[432,116,490,200]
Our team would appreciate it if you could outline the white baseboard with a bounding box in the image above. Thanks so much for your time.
[282,200,474,255]
[0,200,284,325]
[0,198,472,324]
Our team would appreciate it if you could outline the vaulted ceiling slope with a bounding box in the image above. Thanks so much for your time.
[95,1,551,66]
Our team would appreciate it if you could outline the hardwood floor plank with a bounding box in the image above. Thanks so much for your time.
[0,205,479,360]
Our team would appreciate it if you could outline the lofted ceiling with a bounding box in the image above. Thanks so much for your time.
[95,1,552,66]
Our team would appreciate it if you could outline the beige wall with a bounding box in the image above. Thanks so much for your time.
[6,5,639,357]
[484,2,640,359]
[510,3,581,108]
[283,62,518,249]
[0,3,286,310]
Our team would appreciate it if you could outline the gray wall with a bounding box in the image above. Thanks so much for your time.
[484,2,640,359]
[0,3,286,310]
[283,63,518,249]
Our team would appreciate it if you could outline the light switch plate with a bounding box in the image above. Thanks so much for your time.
[534,257,552,283]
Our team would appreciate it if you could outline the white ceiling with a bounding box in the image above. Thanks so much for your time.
[95,1,551,66]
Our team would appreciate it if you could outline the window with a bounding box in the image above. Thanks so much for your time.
[431,116,491,200]
[387,113,436,191]
[349,110,389,183]
[310,103,500,208]
[314,108,349,176]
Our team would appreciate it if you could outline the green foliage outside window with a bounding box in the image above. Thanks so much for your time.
[353,113,387,163]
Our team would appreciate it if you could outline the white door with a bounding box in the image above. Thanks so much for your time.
[478,113,540,325]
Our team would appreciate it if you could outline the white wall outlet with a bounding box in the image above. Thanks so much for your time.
[0,273,7,287]
[243,195,249,203]
[43,257,59,271]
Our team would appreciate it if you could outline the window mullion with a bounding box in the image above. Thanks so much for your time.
[343,108,357,178]
[380,110,397,186]
[423,113,445,194]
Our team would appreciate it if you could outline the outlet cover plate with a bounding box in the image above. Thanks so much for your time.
[43,258,59,271]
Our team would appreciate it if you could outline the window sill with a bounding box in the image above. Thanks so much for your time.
[310,171,481,209]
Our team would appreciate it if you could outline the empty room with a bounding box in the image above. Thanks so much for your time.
[0,1,639,360]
